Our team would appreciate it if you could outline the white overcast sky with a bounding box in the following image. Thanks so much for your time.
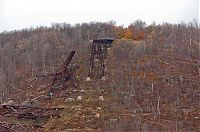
[0,0,199,32]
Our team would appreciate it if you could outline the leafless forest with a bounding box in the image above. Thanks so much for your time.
[0,20,200,131]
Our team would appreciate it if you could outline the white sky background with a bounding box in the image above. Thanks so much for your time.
[0,0,199,32]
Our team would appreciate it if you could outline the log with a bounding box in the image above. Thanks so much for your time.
[36,72,62,78]
[0,121,44,128]
[0,124,16,131]
[17,112,61,120]
[1,104,65,111]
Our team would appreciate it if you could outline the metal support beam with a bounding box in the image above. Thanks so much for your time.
[87,39,114,80]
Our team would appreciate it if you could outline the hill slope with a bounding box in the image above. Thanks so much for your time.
[1,39,200,131]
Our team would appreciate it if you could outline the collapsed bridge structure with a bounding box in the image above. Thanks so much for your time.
[36,51,77,98]
[47,50,78,98]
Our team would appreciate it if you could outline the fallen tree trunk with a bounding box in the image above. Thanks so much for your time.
[0,121,44,128]
[17,112,61,120]
[0,124,16,131]
[1,104,65,110]
[36,72,62,78]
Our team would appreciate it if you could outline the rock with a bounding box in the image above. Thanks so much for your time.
[80,90,85,92]
[97,107,101,111]
[65,98,74,102]
[73,83,78,87]
[102,76,106,81]
[95,113,100,118]
[77,96,82,100]
[86,77,91,81]
[99,95,104,101]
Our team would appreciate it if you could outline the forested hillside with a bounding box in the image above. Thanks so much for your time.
[0,20,199,131]
[0,21,117,102]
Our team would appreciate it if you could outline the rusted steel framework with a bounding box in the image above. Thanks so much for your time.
[48,51,76,97]
[88,39,114,78]
[51,50,76,86]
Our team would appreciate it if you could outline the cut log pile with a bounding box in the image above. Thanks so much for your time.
[0,104,64,119]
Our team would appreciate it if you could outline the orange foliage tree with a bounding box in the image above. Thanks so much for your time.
[124,29,134,39]
[135,31,145,40]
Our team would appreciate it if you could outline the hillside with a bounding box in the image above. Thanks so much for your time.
[0,21,200,131]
